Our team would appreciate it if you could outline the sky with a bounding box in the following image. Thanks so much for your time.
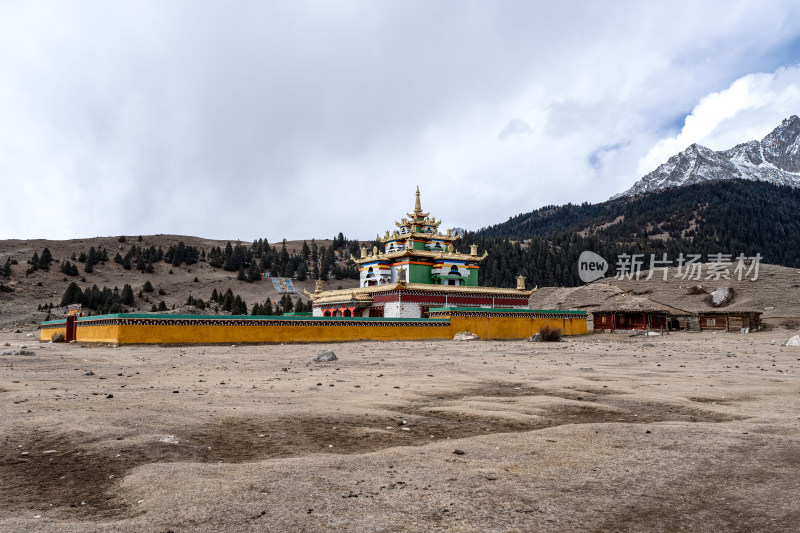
[2,1,800,242]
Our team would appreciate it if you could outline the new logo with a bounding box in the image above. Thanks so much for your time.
[578,251,608,283]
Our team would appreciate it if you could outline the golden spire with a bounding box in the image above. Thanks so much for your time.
[414,185,422,214]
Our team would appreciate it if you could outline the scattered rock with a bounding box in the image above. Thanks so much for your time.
[83,370,94,376]
[0,349,36,356]
[42,449,58,454]
[159,435,179,444]
[643,343,655,348]
[314,350,337,362]
[781,335,800,347]
[528,333,542,342]
[686,285,706,295]
[26,333,34,338]
[708,287,734,308]
[453,332,480,341]
[453,449,465,455]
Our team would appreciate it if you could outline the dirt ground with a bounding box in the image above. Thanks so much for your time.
[1,329,798,532]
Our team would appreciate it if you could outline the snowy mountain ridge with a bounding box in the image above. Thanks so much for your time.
[613,115,800,199]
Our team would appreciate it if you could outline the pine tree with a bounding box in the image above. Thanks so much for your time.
[247,263,259,282]
[232,295,247,315]
[60,282,83,306]
[121,284,134,306]
[282,293,294,313]
[221,289,234,311]
[39,248,52,270]
[296,262,308,281]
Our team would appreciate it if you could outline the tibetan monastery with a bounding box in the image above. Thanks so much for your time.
[307,187,536,318]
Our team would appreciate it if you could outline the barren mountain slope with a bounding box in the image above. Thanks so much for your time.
[0,235,357,330]
[530,263,800,320]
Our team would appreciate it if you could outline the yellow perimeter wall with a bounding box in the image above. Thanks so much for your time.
[40,311,587,345]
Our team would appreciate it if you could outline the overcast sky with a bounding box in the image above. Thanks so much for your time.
[2,1,800,242]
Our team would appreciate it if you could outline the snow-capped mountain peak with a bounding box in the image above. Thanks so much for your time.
[613,115,800,199]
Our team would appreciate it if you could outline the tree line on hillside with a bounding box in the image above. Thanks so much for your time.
[60,282,135,314]
[461,180,800,288]
[57,279,312,317]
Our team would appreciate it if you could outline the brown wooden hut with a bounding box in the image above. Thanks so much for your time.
[697,311,762,332]
[592,305,689,333]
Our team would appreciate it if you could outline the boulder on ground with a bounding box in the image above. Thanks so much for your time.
[781,335,800,346]
[708,287,734,307]
[314,350,337,362]
[453,332,480,341]
[528,333,542,342]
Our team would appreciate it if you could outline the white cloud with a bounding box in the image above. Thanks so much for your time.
[1,2,800,240]
[638,64,800,176]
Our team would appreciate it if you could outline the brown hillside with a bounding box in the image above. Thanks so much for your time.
[0,235,358,330]
[530,263,800,321]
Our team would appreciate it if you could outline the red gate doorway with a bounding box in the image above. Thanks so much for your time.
[65,315,77,342]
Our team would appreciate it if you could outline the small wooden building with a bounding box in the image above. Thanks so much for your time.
[592,308,685,333]
[697,311,762,333]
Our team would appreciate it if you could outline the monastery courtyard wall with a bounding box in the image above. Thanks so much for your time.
[40,309,587,345]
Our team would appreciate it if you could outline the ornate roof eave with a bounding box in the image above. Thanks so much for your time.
[380,232,457,244]
[354,249,487,265]
[310,282,537,301]
[307,291,375,305]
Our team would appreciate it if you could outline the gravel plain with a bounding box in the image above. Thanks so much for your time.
[1,330,798,532]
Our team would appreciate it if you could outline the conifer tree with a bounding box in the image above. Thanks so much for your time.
[39,248,52,270]
[121,284,134,306]
[60,282,83,306]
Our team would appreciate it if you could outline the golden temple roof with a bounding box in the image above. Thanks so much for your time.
[354,248,487,265]
[307,282,536,303]
[381,231,456,244]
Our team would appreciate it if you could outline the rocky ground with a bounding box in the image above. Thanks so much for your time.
[1,328,798,532]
